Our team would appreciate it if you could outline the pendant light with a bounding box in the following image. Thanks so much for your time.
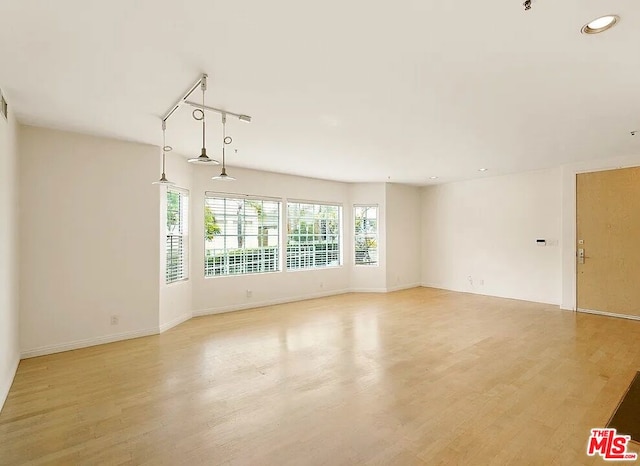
[212,113,236,181]
[152,121,176,185]
[187,77,220,165]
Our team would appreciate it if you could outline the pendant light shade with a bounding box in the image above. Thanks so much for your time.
[213,114,235,181]
[212,166,236,181]
[188,79,220,165]
[188,147,219,165]
[152,172,175,185]
[152,173,176,185]
[152,124,176,185]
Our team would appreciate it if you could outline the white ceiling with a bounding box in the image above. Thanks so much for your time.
[1,0,639,184]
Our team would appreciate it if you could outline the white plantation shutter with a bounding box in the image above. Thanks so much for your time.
[286,202,342,270]
[354,205,378,266]
[204,194,281,276]
[166,188,188,283]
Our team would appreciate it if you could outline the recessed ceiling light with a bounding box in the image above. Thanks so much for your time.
[429,176,438,180]
[478,168,488,172]
[581,15,619,35]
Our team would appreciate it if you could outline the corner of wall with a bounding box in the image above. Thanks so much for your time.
[0,357,19,413]
[0,91,20,412]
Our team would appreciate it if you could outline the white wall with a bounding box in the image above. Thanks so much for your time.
[12,126,404,358]
[15,121,630,369]
[159,154,193,331]
[421,168,562,305]
[19,126,161,357]
[386,183,422,291]
[190,166,353,315]
[349,183,387,292]
[0,94,19,411]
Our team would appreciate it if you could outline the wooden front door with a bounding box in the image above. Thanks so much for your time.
[576,167,640,317]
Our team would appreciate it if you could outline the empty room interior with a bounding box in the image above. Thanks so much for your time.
[1,1,640,465]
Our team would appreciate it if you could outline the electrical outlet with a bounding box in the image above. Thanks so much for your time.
[480,279,485,286]
[319,282,324,289]
[246,289,253,298]
[468,275,473,285]
[110,315,119,326]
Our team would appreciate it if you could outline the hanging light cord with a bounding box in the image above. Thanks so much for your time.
[201,83,206,150]
[222,114,226,167]
[161,122,167,175]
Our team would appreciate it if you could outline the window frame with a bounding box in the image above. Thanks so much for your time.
[353,204,379,267]
[165,186,189,284]
[285,199,343,272]
[203,192,282,278]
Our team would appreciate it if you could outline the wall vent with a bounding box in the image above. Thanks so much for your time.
[0,89,7,120]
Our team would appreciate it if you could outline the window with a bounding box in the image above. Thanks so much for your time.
[287,202,341,270]
[204,195,281,276]
[354,205,378,266]
[166,188,188,283]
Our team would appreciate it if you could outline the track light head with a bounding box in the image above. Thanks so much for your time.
[239,115,252,122]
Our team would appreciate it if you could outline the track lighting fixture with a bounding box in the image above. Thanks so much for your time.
[152,121,176,186]
[158,73,251,181]
[212,114,236,181]
[187,76,220,165]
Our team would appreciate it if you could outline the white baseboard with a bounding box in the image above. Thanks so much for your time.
[386,283,422,293]
[194,286,427,317]
[421,282,446,290]
[560,299,576,311]
[420,283,561,306]
[350,288,388,293]
[0,355,19,413]
[20,327,159,359]
[193,288,351,317]
[577,308,640,322]
[159,312,193,333]
[17,286,446,360]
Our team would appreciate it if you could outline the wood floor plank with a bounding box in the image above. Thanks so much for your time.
[1,288,640,465]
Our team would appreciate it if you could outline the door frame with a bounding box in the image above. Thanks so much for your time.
[561,156,640,318]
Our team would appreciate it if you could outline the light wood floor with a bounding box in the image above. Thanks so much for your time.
[1,288,639,465]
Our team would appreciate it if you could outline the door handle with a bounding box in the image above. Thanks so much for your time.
[577,248,589,264]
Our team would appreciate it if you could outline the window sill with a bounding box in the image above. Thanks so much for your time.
[165,278,190,286]
[204,270,282,279]
[285,265,343,273]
